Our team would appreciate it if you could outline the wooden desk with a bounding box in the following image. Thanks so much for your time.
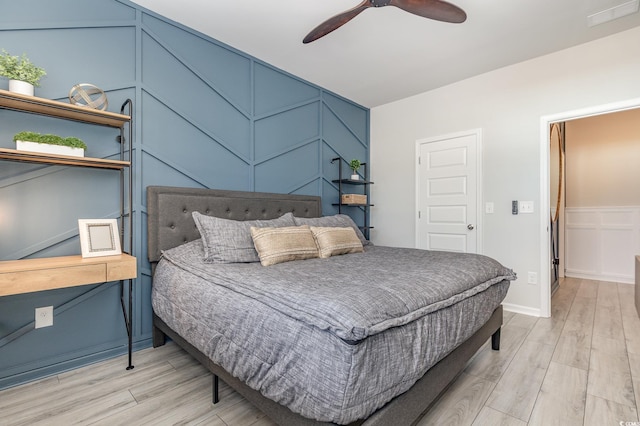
[0,254,136,297]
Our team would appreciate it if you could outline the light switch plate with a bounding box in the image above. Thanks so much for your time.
[485,202,494,214]
[520,201,534,214]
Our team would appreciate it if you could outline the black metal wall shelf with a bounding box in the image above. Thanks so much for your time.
[331,157,374,239]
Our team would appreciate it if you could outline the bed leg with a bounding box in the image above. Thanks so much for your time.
[152,324,166,348]
[212,374,220,404]
[491,327,501,350]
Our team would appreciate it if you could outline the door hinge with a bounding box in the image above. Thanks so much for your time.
[418,211,421,219]
[418,156,421,165]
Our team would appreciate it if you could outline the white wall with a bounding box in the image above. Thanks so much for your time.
[370,27,640,315]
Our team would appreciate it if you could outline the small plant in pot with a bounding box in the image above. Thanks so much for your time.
[0,49,47,96]
[14,131,87,158]
[349,159,361,180]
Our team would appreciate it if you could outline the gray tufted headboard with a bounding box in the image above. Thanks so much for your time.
[146,186,322,263]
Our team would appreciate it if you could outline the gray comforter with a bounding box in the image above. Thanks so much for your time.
[152,240,515,424]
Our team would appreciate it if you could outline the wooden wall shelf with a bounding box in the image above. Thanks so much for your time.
[0,254,137,297]
[0,89,130,128]
[0,148,130,169]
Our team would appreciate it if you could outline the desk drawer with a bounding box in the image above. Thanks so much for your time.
[0,263,105,296]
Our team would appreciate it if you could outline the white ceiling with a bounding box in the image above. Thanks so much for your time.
[130,0,640,108]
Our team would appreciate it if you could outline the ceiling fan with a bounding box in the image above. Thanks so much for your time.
[303,0,467,44]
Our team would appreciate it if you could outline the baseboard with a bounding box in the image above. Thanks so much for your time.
[565,272,633,285]
[502,303,541,317]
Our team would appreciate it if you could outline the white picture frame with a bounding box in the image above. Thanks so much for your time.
[78,219,122,258]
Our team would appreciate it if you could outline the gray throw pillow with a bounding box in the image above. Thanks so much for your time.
[192,211,295,263]
[293,214,369,246]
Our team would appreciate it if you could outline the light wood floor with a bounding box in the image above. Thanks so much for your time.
[1,278,639,425]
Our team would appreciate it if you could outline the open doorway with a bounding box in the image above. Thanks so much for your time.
[540,98,640,318]
[549,122,564,296]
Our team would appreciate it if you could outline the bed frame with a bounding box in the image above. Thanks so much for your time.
[147,185,503,426]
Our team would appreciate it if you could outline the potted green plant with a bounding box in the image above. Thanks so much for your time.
[14,131,87,157]
[0,49,47,96]
[349,159,361,180]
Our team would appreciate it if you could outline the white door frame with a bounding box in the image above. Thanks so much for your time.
[539,97,640,317]
[415,128,483,253]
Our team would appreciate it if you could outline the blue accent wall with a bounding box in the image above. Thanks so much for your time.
[0,0,369,389]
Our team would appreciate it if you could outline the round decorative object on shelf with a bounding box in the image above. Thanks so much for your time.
[68,83,108,110]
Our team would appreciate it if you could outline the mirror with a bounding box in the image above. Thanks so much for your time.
[549,123,564,223]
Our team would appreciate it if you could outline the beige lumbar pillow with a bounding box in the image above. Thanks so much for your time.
[310,226,363,259]
[250,225,318,266]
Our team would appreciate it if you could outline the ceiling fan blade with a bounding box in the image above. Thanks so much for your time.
[390,0,466,23]
[303,1,372,44]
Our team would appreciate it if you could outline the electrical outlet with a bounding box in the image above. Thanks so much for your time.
[527,272,537,285]
[35,306,53,328]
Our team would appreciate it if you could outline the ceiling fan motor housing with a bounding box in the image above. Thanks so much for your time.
[371,0,392,6]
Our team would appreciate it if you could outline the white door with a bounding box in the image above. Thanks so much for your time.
[416,130,480,253]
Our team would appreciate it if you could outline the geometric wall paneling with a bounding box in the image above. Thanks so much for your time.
[0,166,119,260]
[142,14,252,114]
[322,104,367,163]
[18,239,81,264]
[322,179,339,215]
[0,281,127,389]
[323,92,369,145]
[0,0,134,25]
[140,92,250,188]
[254,102,320,160]
[321,143,342,177]
[39,27,136,100]
[0,0,368,390]
[140,151,224,192]
[139,212,150,266]
[141,32,252,160]
[254,63,321,116]
[0,27,136,101]
[292,179,323,199]
[137,274,154,334]
[254,142,320,194]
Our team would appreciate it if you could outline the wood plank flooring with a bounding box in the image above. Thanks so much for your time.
[0,278,638,425]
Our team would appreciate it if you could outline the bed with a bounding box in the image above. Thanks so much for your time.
[147,186,515,425]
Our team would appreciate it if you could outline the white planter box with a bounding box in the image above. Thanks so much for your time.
[16,140,85,157]
[9,80,34,96]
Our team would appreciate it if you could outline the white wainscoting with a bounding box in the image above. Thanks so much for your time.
[564,207,640,284]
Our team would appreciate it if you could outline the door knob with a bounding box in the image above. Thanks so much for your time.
[467,224,474,230]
